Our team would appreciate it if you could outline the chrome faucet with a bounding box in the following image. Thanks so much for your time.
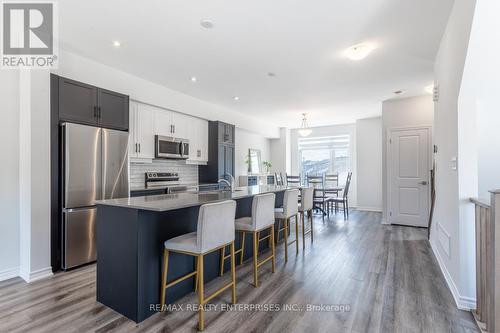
[218,173,235,192]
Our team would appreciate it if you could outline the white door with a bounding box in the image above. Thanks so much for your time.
[389,127,430,227]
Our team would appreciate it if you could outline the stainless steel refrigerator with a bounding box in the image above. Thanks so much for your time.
[61,122,129,269]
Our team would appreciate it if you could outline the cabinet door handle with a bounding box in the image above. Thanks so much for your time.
[173,125,175,133]
[98,106,102,119]
[138,143,141,153]
[93,106,98,119]
[135,143,138,153]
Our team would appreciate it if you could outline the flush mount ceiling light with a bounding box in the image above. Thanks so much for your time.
[425,84,434,94]
[112,40,121,47]
[393,90,406,95]
[344,43,376,61]
[233,96,240,101]
[190,76,197,82]
[200,19,214,29]
[298,113,312,137]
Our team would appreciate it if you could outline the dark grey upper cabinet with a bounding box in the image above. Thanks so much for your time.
[218,122,234,144]
[199,121,236,183]
[58,77,98,125]
[97,88,129,130]
[57,75,129,131]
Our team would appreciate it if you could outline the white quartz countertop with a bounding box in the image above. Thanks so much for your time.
[96,185,296,212]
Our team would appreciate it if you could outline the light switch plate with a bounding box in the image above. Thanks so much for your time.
[451,156,457,170]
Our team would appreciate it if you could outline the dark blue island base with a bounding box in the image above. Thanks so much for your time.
[96,191,285,323]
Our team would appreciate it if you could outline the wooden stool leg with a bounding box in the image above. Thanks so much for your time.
[283,218,288,263]
[310,210,314,243]
[302,212,305,249]
[271,225,276,273]
[198,254,204,331]
[194,256,198,292]
[160,249,169,308]
[276,219,281,243]
[253,231,259,287]
[240,232,245,264]
[219,246,225,276]
[230,241,237,303]
[295,215,299,254]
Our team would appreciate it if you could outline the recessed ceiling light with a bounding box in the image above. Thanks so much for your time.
[344,43,376,61]
[425,84,434,94]
[200,19,214,29]
[112,40,121,47]
[267,72,276,77]
[191,76,197,82]
[393,90,406,95]
[233,96,240,101]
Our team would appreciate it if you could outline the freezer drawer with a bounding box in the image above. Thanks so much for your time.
[63,208,97,269]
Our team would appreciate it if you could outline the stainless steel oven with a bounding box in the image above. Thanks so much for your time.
[155,135,189,159]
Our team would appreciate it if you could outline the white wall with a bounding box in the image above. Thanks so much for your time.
[235,128,271,184]
[461,0,500,200]
[269,127,291,175]
[356,117,383,211]
[290,124,357,207]
[382,95,434,220]
[54,50,279,139]
[431,0,477,310]
[0,71,20,280]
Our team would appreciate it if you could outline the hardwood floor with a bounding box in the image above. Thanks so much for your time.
[0,211,479,333]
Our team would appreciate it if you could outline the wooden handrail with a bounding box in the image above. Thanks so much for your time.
[470,197,491,209]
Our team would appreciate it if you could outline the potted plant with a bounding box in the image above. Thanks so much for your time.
[262,161,272,174]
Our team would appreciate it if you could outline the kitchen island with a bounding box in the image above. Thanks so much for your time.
[95,185,290,323]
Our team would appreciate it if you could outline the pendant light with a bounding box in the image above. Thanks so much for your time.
[298,113,312,137]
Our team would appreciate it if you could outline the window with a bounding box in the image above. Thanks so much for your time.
[298,135,351,183]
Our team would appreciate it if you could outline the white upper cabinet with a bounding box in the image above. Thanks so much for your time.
[131,101,208,164]
[153,109,173,137]
[129,102,154,160]
[171,112,190,139]
[187,117,208,164]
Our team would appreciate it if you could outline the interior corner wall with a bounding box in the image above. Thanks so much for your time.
[431,0,477,309]
[381,95,434,221]
[356,117,383,212]
[0,71,20,280]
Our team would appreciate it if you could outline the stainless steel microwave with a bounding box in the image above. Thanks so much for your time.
[155,135,189,159]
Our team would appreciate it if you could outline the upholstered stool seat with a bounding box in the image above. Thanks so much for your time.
[164,232,198,253]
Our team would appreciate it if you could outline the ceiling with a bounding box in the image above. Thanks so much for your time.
[58,0,453,128]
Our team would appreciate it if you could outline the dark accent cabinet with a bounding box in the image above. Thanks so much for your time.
[57,76,129,130]
[199,121,236,183]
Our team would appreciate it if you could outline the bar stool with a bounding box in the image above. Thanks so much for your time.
[221,193,276,287]
[299,187,314,249]
[274,189,300,262]
[160,200,237,331]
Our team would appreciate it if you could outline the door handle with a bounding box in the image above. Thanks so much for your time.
[418,181,428,185]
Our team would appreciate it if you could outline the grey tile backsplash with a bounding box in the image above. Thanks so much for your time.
[130,159,198,189]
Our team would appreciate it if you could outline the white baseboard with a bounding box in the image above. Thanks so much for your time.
[0,266,20,281]
[381,218,390,225]
[430,239,476,310]
[355,206,383,212]
[20,267,53,283]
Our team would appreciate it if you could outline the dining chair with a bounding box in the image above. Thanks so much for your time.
[306,175,327,220]
[286,174,301,187]
[329,172,352,219]
[275,172,283,186]
[324,174,342,213]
